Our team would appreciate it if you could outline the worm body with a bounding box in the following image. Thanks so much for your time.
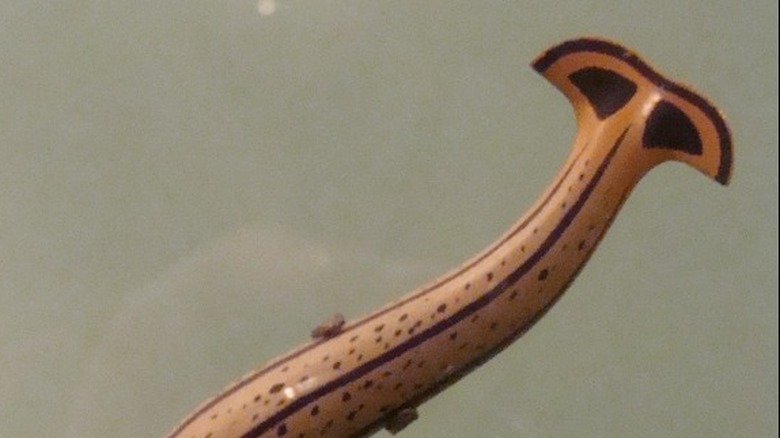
[165,37,732,438]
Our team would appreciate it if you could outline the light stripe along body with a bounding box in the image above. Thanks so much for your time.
[165,37,732,438]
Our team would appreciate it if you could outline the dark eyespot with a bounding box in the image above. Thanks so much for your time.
[643,100,702,155]
[569,67,637,119]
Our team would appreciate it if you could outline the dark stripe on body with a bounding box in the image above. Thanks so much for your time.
[350,181,635,438]
[241,127,630,438]
[167,142,592,437]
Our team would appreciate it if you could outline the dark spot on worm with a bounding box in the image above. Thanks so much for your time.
[254,394,262,403]
[394,329,402,337]
[533,227,539,234]
[509,289,518,301]
[449,331,458,340]
[486,272,493,281]
[561,202,567,209]
[407,327,416,335]
[402,359,413,370]
[349,335,359,343]
[501,259,506,266]
[384,342,391,350]
[643,100,702,155]
[538,269,549,281]
[348,348,355,355]
[347,410,357,421]
[276,423,287,436]
[470,314,480,323]
[569,66,637,119]
[417,360,426,368]
[399,313,408,322]
[383,370,392,377]
[374,324,385,332]
[321,355,329,362]
[333,361,341,370]
[394,382,404,390]
[490,322,499,331]
[342,392,351,402]
[578,240,586,251]
[521,245,526,252]
[210,413,218,420]
[465,282,471,290]
[356,354,363,362]
[281,365,289,373]
[579,173,585,181]
[437,303,447,313]
[269,383,285,394]
[363,380,374,389]
[252,413,259,422]
[375,336,383,343]
[311,405,320,416]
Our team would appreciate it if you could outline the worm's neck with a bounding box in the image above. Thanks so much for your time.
[449,123,640,344]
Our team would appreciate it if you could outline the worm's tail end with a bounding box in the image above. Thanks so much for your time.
[533,37,732,185]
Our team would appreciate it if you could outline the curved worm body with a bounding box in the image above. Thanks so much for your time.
[165,37,732,438]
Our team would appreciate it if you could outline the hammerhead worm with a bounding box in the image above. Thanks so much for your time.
[164,37,732,438]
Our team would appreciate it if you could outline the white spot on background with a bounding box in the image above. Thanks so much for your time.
[258,0,276,16]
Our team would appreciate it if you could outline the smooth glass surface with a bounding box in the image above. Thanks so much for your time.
[1,1,776,436]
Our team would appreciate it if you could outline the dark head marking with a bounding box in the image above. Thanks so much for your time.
[642,100,702,155]
[569,67,637,119]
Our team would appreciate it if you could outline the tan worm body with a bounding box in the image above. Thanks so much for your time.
[165,38,732,438]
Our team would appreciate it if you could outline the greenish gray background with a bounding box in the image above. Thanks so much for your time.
[1,1,776,437]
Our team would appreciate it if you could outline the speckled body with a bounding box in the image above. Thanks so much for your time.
[165,38,732,438]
